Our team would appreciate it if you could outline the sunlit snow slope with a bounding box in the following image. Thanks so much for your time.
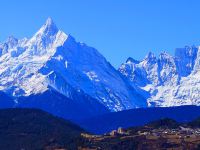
[0,18,147,113]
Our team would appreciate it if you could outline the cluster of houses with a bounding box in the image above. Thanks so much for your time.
[109,127,128,136]
[136,126,200,140]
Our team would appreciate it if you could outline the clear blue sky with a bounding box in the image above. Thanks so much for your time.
[1,0,200,67]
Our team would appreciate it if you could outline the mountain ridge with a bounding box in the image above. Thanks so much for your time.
[1,18,200,120]
[0,108,84,150]
[0,18,147,120]
[79,105,200,134]
[119,46,200,107]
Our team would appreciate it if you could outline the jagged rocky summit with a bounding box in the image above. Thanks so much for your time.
[119,46,200,107]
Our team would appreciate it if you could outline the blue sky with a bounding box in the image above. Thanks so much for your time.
[0,0,200,67]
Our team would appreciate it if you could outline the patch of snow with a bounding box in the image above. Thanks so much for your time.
[84,71,100,82]
[65,61,68,68]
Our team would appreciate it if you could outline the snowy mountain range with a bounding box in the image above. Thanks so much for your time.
[0,18,199,120]
[119,46,200,107]
[0,18,146,119]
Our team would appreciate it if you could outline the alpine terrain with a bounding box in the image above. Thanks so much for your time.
[119,46,200,107]
[0,18,147,120]
[1,18,200,120]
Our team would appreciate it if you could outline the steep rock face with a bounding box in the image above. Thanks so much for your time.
[175,46,198,76]
[0,18,147,115]
[119,53,159,87]
[193,47,200,72]
[39,35,147,111]
[158,52,179,85]
[119,46,200,107]
[119,51,179,87]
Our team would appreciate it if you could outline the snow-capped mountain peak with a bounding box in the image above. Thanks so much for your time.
[0,18,68,96]
[126,57,140,64]
[0,18,147,112]
[27,18,67,53]
[119,46,200,107]
[145,52,156,59]
[3,17,200,117]
[6,36,18,48]
[34,17,59,38]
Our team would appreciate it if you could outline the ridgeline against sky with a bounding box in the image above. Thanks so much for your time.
[0,0,200,67]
